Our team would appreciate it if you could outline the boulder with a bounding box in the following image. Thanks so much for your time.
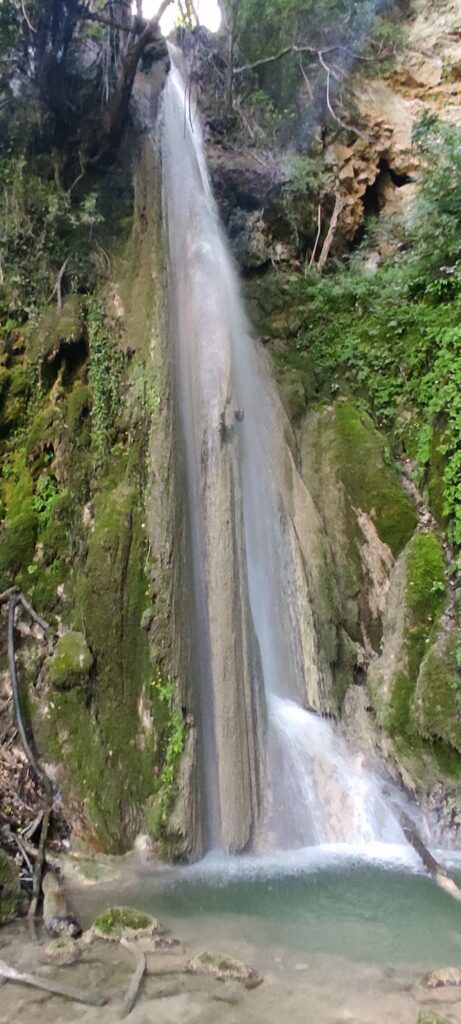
[48,631,93,689]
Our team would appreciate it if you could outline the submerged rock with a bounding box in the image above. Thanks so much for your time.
[187,951,263,989]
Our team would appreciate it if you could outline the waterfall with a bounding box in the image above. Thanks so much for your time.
[161,63,403,855]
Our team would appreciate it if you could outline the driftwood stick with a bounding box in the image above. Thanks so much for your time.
[119,939,146,1018]
[400,812,445,876]
[28,796,52,939]
[0,960,107,1007]
[400,812,461,903]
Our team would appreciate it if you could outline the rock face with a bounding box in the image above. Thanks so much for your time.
[0,850,20,925]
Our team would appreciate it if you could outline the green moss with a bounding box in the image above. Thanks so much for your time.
[27,294,84,362]
[406,533,446,620]
[413,631,461,753]
[44,469,162,849]
[405,532,446,680]
[418,1012,451,1024]
[66,385,90,429]
[0,849,20,925]
[48,631,93,689]
[0,510,37,581]
[26,406,62,456]
[92,906,154,938]
[333,400,417,556]
[388,671,414,735]
[387,533,446,739]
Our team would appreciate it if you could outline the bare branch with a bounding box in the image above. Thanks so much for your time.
[234,44,320,75]
[20,0,36,33]
[318,51,368,141]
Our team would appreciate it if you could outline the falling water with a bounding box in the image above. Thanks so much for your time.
[161,62,403,854]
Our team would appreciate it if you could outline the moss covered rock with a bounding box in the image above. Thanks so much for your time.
[91,905,158,940]
[0,849,20,925]
[386,532,447,736]
[48,632,94,689]
[27,294,84,362]
[0,510,37,581]
[188,951,262,989]
[413,630,461,753]
[332,400,417,557]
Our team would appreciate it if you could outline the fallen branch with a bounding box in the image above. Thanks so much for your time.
[0,960,107,1007]
[316,192,345,272]
[7,593,53,796]
[47,256,70,311]
[27,797,52,939]
[119,939,146,1018]
[400,812,461,904]
[308,203,322,271]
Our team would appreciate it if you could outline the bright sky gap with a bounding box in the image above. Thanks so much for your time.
[139,0,222,33]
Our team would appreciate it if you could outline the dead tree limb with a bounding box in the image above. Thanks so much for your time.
[317,51,368,140]
[308,203,322,271]
[316,192,345,272]
[119,939,146,1018]
[0,960,107,1006]
[400,812,461,904]
[7,594,52,796]
[27,797,52,939]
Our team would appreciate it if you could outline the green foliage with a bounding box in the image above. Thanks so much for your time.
[32,473,61,530]
[0,158,102,316]
[151,670,186,814]
[410,113,461,284]
[234,0,402,123]
[262,241,461,548]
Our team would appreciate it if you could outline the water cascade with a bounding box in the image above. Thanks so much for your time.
[161,64,403,855]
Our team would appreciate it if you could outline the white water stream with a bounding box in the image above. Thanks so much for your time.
[161,62,404,854]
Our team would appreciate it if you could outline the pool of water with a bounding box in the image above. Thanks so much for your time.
[73,844,461,972]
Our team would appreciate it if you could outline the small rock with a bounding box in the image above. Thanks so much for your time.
[424,968,461,989]
[40,936,83,966]
[212,982,242,1005]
